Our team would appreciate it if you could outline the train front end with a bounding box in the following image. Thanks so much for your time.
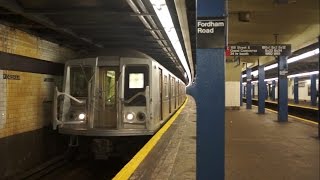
[53,57,155,136]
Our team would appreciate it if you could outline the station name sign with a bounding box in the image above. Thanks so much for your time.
[226,44,291,56]
[3,73,20,80]
[197,17,225,48]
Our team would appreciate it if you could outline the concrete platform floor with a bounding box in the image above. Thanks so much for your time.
[226,105,319,180]
[130,96,196,180]
[130,96,319,179]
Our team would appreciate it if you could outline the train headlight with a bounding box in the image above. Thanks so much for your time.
[125,112,135,121]
[78,113,86,120]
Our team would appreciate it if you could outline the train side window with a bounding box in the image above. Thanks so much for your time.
[172,78,175,96]
[164,75,168,97]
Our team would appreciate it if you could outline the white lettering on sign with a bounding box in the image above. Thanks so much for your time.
[228,44,291,56]
[198,28,214,33]
[229,46,258,56]
[197,20,224,34]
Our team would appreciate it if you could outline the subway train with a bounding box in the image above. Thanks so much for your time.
[52,50,186,140]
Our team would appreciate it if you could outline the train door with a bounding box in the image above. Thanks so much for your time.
[159,68,163,120]
[95,66,119,128]
[169,74,172,113]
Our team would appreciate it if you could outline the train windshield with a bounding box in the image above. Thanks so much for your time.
[70,66,93,97]
[124,65,149,106]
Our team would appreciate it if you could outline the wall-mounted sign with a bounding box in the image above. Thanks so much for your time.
[197,17,225,48]
[226,44,291,56]
[3,74,20,80]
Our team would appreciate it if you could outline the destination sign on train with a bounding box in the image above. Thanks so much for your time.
[226,44,291,56]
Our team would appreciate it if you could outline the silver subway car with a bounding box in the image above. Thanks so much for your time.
[53,52,186,137]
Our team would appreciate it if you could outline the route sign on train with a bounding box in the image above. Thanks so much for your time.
[226,44,291,56]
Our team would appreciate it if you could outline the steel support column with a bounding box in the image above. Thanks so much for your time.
[318,36,320,139]
[310,74,317,106]
[277,56,288,122]
[294,77,299,104]
[252,84,255,98]
[195,0,225,179]
[272,80,276,101]
[246,68,252,109]
[258,65,265,114]
[240,75,243,106]
[266,83,269,99]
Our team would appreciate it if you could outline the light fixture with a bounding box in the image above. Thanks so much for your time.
[238,11,251,22]
[264,77,278,82]
[126,112,135,121]
[78,113,86,120]
[287,48,319,63]
[288,71,319,78]
[150,0,191,85]
[242,48,319,77]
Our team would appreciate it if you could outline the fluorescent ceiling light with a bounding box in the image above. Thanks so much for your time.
[264,64,278,71]
[150,0,191,85]
[243,48,319,77]
[261,71,319,82]
[288,71,319,78]
[252,70,258,77]
[264,77,278,82]
[287,48,319,63]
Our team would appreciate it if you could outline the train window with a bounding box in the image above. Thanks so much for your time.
[105,70,116,105]
[164,75,168,97]
[172,78,175,96]
[70,66,92,97]
[124,65,149,106]
[129,73,144,89]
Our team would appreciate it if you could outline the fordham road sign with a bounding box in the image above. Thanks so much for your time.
[197,17,225,48]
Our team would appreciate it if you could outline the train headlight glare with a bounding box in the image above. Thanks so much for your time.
[126,113,134,121]
[78,113,86,120]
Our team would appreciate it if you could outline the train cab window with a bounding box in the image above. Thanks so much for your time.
[70,66,92,97]
[125,66,149,106]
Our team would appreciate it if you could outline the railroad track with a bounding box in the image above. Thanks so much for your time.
[244,99,318,123]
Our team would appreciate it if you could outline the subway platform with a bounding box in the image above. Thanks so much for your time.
[114,96,319,180]
[226,104,319,180]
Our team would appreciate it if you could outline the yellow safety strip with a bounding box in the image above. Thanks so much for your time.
[112,97,189,180]
[251,104,318,125]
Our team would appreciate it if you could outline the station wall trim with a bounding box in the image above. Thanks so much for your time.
[0,52,64,75]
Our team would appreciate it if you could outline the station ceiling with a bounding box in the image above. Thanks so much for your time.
[226,0,319,66]
[0,0,319,81]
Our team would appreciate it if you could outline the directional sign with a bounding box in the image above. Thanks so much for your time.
[226,44,291,56]
[197,17,225,48]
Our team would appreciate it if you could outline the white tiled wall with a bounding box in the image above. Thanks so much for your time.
[225,81,240,107]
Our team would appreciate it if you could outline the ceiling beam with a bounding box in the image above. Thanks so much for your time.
[0,0,103,48]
